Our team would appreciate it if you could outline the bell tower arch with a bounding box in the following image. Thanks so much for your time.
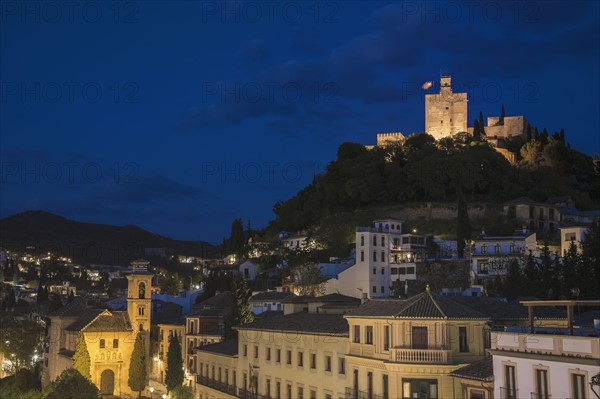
[126,259,152,333]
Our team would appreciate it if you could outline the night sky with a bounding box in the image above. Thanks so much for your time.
[1,1,599,243]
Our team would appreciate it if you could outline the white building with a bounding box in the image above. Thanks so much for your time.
[248,291,294,315]
[239,260,258,281]
[560,226,590,256]
[490,300,600,399]
[469,230,537,285]
[324,219,429,299]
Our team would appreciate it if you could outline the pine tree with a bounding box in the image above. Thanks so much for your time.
[456,192,471,258]
[128,332,147,398]
[500,104,505,125]
[73,333,91,379]
[165,333,184,392]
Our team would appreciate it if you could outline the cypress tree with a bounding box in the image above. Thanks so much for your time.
[478,111,486,136]
[500,104,505,125]
[165,333,184,392]
[128,332,147,398]
[473,119,481,141]
[73,333,91,379]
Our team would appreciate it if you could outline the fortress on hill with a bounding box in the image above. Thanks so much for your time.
[371,76,527,161]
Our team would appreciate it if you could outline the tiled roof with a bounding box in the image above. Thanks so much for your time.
[238,313,348,336]
[317,293,362,304]
[250,291,294,302]
[82,310,132,332]
[348,291,488,319]
[196,339,238,356]
[449,357,493,381]
[281,295,314,303]
[48,297,87,317]
[66,309,105,331]
[193,291,234,310]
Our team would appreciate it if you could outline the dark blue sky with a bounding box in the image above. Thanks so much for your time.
[1,1,599,243]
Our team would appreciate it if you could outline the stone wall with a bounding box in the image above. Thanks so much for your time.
[384,202,491,221]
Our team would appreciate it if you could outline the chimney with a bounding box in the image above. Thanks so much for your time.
[361,293,368,304]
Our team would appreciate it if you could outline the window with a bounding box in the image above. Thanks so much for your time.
[478,260,489,274]
[138,282,146,299]
[381,236,385,246]
[504,365,516,399]
[267,347,271,361]
[373,267,377,275]
[113,339,119,348]
[481,244,487,254]
[406,266,415,275]
[360,251,364,262]
[384,325,390,350]
[536,369,549,399]
[373,236,377,246]
[399,267,406,275]
[367,372,373,399]
[383,375,389,399]
[310,353,316,369]
[459,327,468,352]
[372,285,377,293]
[381,286,385,294]
[509,243,516,253]
[286,350,292,365]
[565,232,576,241]
[360,235,364,246]
[373,251,377,262]
[381,251,385,262]
[243,344,247,357]
[325,355,331,372]
[495,244,501,254]
[353,325,360,343]
[366,326,374,344]
[381,267,384,275]
[391,267,398,275]
[266,379,271,399]
[276,348,281,363]
[298,387,304,399]
[411,327,428,349]
[99,339,105,349]
[310,390,316,399]
[287,384,292,399]
[297,351,303,367]
[572,374,586,399]
[138,306,145,316]
[189,320,195,334]
[276,381,281,399]
[402,379,438,399]
[254,345,258,359]
[338,357,345,374]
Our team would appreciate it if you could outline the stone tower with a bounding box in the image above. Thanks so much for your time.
[126,259,152,333]
[425,76,468,140]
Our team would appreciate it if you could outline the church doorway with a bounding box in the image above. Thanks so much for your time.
[100,369,115,396]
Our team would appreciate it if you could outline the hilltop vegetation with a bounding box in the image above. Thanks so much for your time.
[269,132,600,234]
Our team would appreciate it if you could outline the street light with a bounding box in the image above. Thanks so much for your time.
[149,387,154,399]
[162,394,167,399]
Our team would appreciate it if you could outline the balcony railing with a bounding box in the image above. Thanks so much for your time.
[500,387,518,399]
[530,393,550,399]
[196,375,236,396]
[344,388,383,399]
[392,348,451,364]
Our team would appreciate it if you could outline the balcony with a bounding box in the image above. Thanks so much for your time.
[196,375,236,396]
[499,387,518,399]
[392,348,451,364]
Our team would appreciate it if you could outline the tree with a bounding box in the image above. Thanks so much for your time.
[456,192,471,258]
[165,334,184,392]
[229,218,245,256]
[128,333,147,398]
[7,288,17,308]
[472,119,481,141]
[478,111,486,136]
[44,369,99,399]
[73,333,91,379]
[520,140,543,167]
[224,277,254,339]
[168,385,194,399]
[67,290,75,303]
[36,283,48,303]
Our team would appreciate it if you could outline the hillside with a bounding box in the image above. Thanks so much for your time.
[268,133,600,234]
[0,210,218,264]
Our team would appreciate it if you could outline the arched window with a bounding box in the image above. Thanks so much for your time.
[139,323,144,331]
[138,282,146,299]
[138,306,144,316]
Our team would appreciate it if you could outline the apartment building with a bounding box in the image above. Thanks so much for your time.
[326,219,429,299]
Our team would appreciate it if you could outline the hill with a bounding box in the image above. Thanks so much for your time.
[268,133,600,235]
[0,210,218,265]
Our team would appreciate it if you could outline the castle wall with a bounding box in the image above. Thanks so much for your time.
[483,116,527,139]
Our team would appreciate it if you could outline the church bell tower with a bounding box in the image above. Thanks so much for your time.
[126,259,152,333]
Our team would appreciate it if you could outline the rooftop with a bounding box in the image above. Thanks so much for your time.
[249,291,295,302]
[196,339,238,356]
[449,357,493,382]
[238,312,349,336]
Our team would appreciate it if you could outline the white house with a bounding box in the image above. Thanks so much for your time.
[560,225,590,256]
[239,259,258,281]
[248,291,294,314]
[469,230,537,285]
[324,219,429,299]
[490,300,600,399]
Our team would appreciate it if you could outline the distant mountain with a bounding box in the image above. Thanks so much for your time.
[0,210,218,265]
